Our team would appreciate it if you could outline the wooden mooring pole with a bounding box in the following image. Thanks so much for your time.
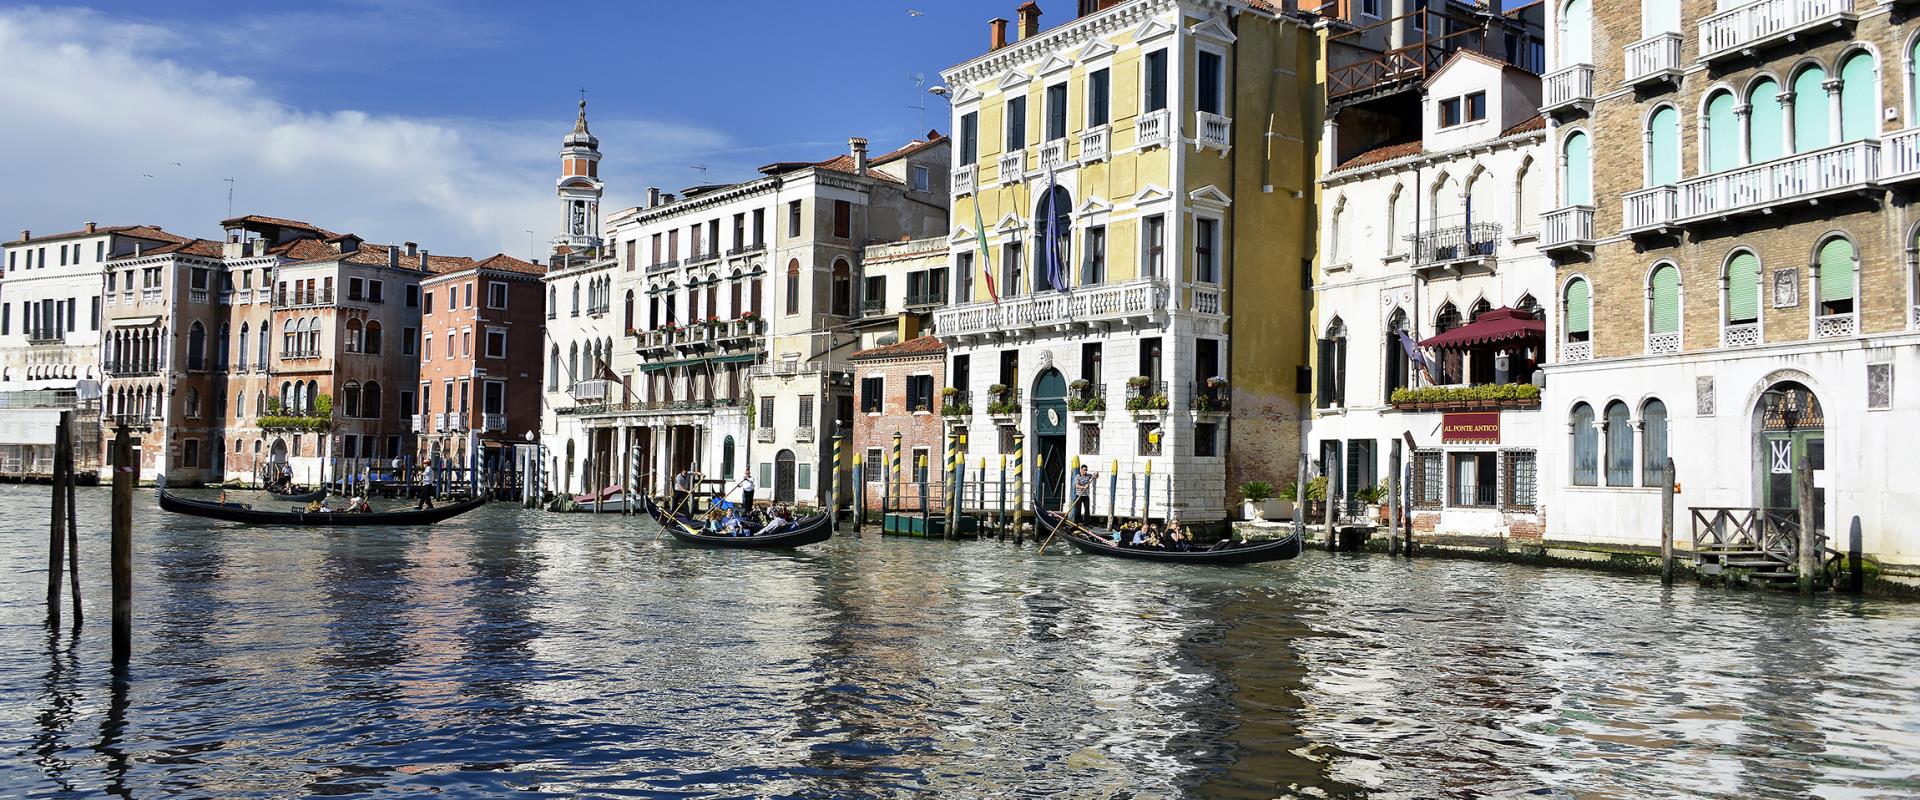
[67,435,81,625]
[47,411,70,625]
[1797,456,1818,595]
[1387,441,1402,557]
[1292,454,1307,542]
[111,425,135,665]
[1661,457,1676,585]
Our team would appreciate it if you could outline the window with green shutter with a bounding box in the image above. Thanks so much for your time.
[1648,107,1679,186]
[1563,132,1592,206]
[1727,251,1760,324]
[1707,91,1739,173]
[1818,237,1855,313]
[1750,78,1785,162]
[1791,68,1828,153]
[1565,278,1592,340]
[1840,52,1877,143]
[1650,265,1680,334]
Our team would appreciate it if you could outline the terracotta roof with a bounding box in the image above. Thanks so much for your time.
[6,225,185,247]
[438,253,545,278]
[872,131,946,166]
[267,239,336,260]
[287,243,474,272]
[111,238,224,259]
[1501,114,1547,137]
[849,335,945,361]
[760,131,947,182]
[219,214,339,238]
[1337,140,1423,170]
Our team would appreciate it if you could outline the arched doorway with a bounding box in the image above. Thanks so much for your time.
[1755,381,1824,530]
[1033,185,1073,293]
[774,449,797,502]
[270,438,289,463]
[1031,368,1068,512]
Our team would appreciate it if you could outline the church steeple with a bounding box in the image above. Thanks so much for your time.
[555,96,604,255]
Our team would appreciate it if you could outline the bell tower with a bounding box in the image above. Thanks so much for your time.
[555,97,604,255]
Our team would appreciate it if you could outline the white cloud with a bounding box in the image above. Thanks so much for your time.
[0,5,736,259]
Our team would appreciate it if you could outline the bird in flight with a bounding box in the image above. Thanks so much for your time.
[140,173,154,179]
[908,9,923,16]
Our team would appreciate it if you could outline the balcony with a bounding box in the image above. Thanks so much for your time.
[755,426,775,443]
[188,289,209,303]
[998,150,1026,185]
[1137,109,1169,149]
[1624,33,1684,87]
[1699,0,1855,64]
[571,379,612,403]
[686,250,720,267]
[985,386,1023,418]
[647,258,681,275]
[411,414,428,432]
[931,277,1167,341]
[1038,138,1069,171]
[712,317,763,345]
[726,243,766,258]
[859,298,889,317]
[1192,285,1221,315]
[483,413,506,432]
[1678,140,1880,224]
[1124,380,1167,414]
[1196,111,1231,152]
[1542,64,1595,115]
[795,426,815,443]
[1814,313,1857,339]
[1646,331,1682,356]
[1541,206,1595,252]
[1562,340,1593,363]
[750,361,823,378]
[1723,322,1761,348]
[273,289,334,309]
[1190,380,1230,414]
[1622,186,1680,234]
[26,334,65,346]
[954,163,977,196]
[904,291,946,310]
[140,288,161,303]
[1079,125,1109,164]
[438,413,467,433]
[1881,127,1920,184]
[1407,219,1502,271]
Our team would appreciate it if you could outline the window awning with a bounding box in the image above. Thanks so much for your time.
[1418,307,1544,350]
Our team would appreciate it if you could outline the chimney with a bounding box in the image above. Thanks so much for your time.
[647,187,662,207]
[388,246,399,269]
[418,249,429,270]
[405,241,418,257]
[85,222,97,234]
[133,243,142,257]
[663,192,676,203]
[1016,2,1041,40]
[18,230,28,241]
[850,137,870,175]
[989,17,1008,50]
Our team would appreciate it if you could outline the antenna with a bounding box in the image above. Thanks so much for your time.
[690,163,709,182]
[525,229,536,261]
[910,73,928,129]
[223,178,235,218]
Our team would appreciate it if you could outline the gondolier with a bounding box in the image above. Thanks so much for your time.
[729,474,756,510]
[415,463,437,510]
[1071,465,1095,523]
[671,468,693,513]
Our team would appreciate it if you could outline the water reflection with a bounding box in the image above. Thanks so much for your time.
[1,485,1919,798]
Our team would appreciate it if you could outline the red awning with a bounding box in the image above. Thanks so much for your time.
[1419,307,1545,349]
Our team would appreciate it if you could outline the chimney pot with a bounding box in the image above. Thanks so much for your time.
[850,137,870,176]
[419,249,429,270]
[388,246,399,269]
[989,17,1009,51]
[1016,2,1041,40]
[85,222,97,234]
[19,230,29,241]
[647,187,662,207]
[405,241,418,257]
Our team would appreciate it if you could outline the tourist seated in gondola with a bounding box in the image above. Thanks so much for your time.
[759,505,794,536]
[1130,522,1156,549]
[1165,520,1192,552]
[721,509,748,537]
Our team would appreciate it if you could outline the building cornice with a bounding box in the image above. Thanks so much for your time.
[1322,128,1547,187]
[943,0,1287,88]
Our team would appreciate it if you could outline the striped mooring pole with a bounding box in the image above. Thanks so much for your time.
[1011,430,1026,543]
[830,432,843,531]
[889,431,903,522]
[945,431,963,535]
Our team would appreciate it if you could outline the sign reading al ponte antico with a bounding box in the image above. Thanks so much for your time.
[1442,412,1501,444]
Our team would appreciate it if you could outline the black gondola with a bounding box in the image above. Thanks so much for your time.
[639,495,833,549]
[1038,510,1303,565]
[268,488,325,502]
[159,490,485,526]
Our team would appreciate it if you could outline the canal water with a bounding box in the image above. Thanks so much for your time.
[2,485,1917,798]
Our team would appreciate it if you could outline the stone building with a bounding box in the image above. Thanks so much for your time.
[415,254,546,477]
[933,0,1319,528]
[847,235,950,513]
[1538,0,1920,571]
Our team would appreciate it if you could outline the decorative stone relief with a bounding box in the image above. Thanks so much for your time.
[1772,268,1799,308]
[1695,376,1715,417]
[1868,363,1893,410]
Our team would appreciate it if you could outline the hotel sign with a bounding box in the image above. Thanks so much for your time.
[1441,412,1501,444]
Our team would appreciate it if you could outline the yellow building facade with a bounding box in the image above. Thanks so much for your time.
[933,0,1318,526]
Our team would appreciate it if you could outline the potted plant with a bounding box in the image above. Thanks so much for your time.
[1355,481,1387,524]
[1239,480,1275,521]
[1126,375,1152,397]
[1281,475,1329,521]
[940,386,959,398]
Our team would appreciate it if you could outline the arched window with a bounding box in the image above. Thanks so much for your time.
[729,270,743,316]
[1466,168,1498,229]
[1746,77,1784,162]
[184,388,200,418]
[1910,37,1920,121]
[1316,317,1347,408]
[568,342,579,383]
[280,381,293,411]
[571,282,581,316]
[1469,298,1493,321]
[187,322,206,370]
[1840,51,1877,143]
[548,286,558,319]
[1648,264,1681,348]
[364,381,382,419]
[1604,401,1634,486]
[831,258,852,315]
[786,259,801,316]
[1386,184,1406,255]
[256,390,267,416]
[665,283,677,325]
[751,269,764,316]
[307,380,319,414]
[549,345,560,388]
[1515,158,1538,235]
[624,289,635,331]
[1564,278,1592,343]
[1434,303,1463,384]
[1647,106,1679,186]
[1641,398,1668,486]
[259,321,270,364]
[342,381,362,418]
[218,323,230,367]
[1642,0,1679,35]
[1705,89,1740,173]
[1817,235,1857,318]
[1789,67,1826,153]
[345,318,363,353]
[1570,403,1598,486]
[1329,197,1347,265]
[1561,131,1592,206]
[1726,250,1761,331]
[365,320,382,355]
[706,277,718,324]
[1383,308,1410,400]
[237,323,250,370]
[722,435,737,480]
[234,392,244,418]
[1560,0,1591,67]
[689,278,702,322]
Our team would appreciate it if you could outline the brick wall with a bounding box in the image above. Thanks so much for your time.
[849,351,946,511]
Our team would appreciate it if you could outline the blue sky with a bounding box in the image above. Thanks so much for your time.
[0,0,1025,257]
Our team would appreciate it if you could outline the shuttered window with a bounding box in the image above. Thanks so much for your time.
[1641,399,1669,487]
[1562,131,1592,205]
[1648,106,1679,186]
[1750,78,1785,162]
[1561,0,1591,66]
[1707,91,1739,173]
[1727,251,1760,324]
[1570,404,1598,486]
[1604,402,1635,487]
[1565,278,1592,338]
[1840,52,1877,143]
[1818,237,1855,303]
[1649,265,1680,334]
[1792,69,1828,153]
